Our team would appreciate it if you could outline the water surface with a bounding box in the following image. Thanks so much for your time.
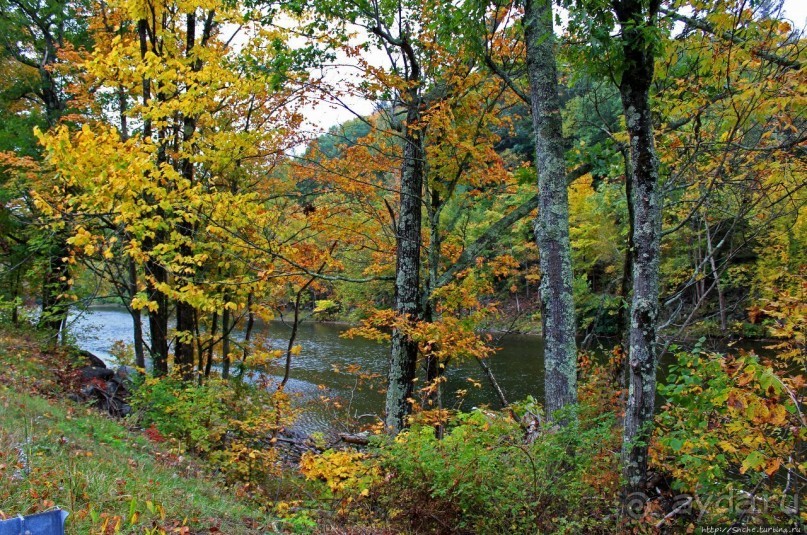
[69,305,548,433]
[69,305,774,433]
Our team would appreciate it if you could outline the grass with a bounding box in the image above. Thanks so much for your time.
[0,328,281,534]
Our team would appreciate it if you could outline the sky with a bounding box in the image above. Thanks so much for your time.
[298,0,807,135]
[783,0,807,27]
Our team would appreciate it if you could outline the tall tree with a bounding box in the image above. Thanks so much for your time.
[561,0,806,495]
[611,0,663,495]
[281,0,432,433]
[0,0,89,333]
[36,0,303,380]
[377,20,425,434]
[523,0,578,419]
[283,0,556,428]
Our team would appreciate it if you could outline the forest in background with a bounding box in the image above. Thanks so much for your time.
[0,0,805,532]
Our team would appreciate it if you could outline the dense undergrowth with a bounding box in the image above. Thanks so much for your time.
[292,348,804,533]
[1,325,804,533]
[300,409,620,534]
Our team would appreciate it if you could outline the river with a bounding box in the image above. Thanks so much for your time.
[69,305,549,434]
[68,305,770,434]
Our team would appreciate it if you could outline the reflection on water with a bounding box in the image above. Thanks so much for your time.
[69,305,548,433]
[68,305,772,433]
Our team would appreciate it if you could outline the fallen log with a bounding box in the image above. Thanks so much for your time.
[338,432,369,446]
[78,349,106,369]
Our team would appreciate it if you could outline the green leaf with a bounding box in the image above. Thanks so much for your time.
[667,437,685,452]
[740,451,766,474]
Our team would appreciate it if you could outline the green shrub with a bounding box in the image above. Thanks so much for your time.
[313,405,619,534]
[654,348,803,525]
[130,374,295,493]
[131,375,228,454]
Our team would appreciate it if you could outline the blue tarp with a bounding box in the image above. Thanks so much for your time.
[0,509,68,535]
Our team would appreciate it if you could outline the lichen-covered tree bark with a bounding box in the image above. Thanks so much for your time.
[358,10,427,435]
[613,0,662,495]
[524,0,578,419]
[385,99,424,433]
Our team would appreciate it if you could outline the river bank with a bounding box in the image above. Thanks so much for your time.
[69,305,552,433]
[0,328,282,533]
[68,304,778,435]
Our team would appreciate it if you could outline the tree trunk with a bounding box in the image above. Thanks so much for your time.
[424,189,442,411]
[204,311,218,378]
[385,98,424,435]
[615,146,634,348]
[128,258,146,369]
[524,0,578,420]
[38,239,70,333]
[131,294,146,368]
[704,218,726,332]
[221,306,231,379]
[145,259,169,375]
[239,292,255,376]
[138,17,169,376]
[476,355,509,408]
[11,271,21,325]
[37,61,70,334]
[615,0,663,496]
[173,12,199,381]
[174,301,195,379]
[280,294,302,389]
[118,80,146,370]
